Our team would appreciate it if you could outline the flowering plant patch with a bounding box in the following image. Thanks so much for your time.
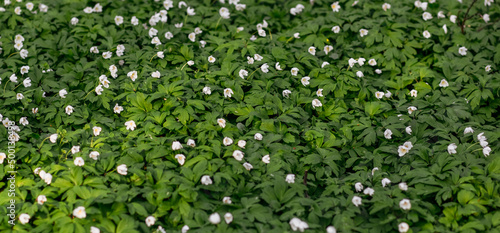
[0,0,499,232]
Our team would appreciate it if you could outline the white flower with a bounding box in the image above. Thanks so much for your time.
[35,195,47,205]
[376,69,382,74]
[331,1,341,12]
[32,108,38,114]
[233,150,244,161]
[20,66,30,74]
[95,85,104,95]
[187,60,194,66]
[127,71,138,82]
[238,69,249,79]
[14,41,23,51]
[399,182,408,191]
[398,145,410,157]
[247,57,254,64]
[485,0,494,6]
[439,79,449,87]
[404,141,413,150]
[322,62,330,68]
[152,71,161,78]
[20,49,28,59]
[408,106,417,114]
[357,58,366,66]
[294,32,300,38]
[19,117,28,126]
[423,30,431,38]
[289,217,309,232]
[90,46,99,54]
[223,137,233,146]
[485,65,492,72]
[149,28,158,38]
[90,226,100,233]
[58,89,68,98]
[186,139,196,147]
[209,213,221,224]
[188,32,196,42]
[151,37,162,46]
[359,29,369,37]
[223,197,232,204]
[71,146,80,154]
[355,182,363,192]
[181,225,189,233]
[381,178,391,187]
[422,12,432,21]
[312,99,322,109]
[308,46,316,56]
[43,173,52,184]
[172,141,183,150]
[243,162,253,171]
[224,213,233,224]
[367,59,377,66]
[348,58,357,68]
[332,26,340,33]
[200,40,207,47]
[224,88,234,98]
[93,126,102,136]
[89,151,99,160]
[175,154,186,165]
[73,206,86,219]
[117,164,127,175]
[286,174,295,183]
[254,133,263,140]
[262,154,270,164]
[384,129,392,139]
[187,7,195,16]
[316,89,324,97]
[201,175,213,185]
[23,78,31,87]
[410,89,417,97]
[483,147,492,157]
[382,3,391,11]
[125,120,136,131]
[356,71,364,77]
[14,6,21,15]
[254,54,263,61]
[83,7,93,13]
[238,140,247,149]
[145,216,156,227]
[102,51,112,59]
[301,76,310,86]
[74,157,84,166]
[217,118,226,128]
[203,86,211,95]
[219,7,230,19]
[291,67,299,76]
[208,55,216,63]
[70,17,78,25]
[400,199,411,210]
[450,15,457,23]
[405,126,412,135]
[114,16,124,26]
[283,90,292,98]
[375,91,384,99]
[464,127,474,134]
[458,46,467,56]
[363,187,375,196]
[114,104,124,114]
[275,62,282,71]
[398,222,409,233]
[326,226,337,233]
[19,214,30,224]
[477,132,487,141]
[483,14,490,23]
[65,105,74,115]
[261,63,269,73]
[352,196,362,206]
[437,11,445,18]
[131,16,139,25]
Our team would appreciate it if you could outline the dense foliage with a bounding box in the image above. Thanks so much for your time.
[0,0,499,232]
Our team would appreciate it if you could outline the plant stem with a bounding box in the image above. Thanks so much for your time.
[460,0,479,34]
[215,17,222,30]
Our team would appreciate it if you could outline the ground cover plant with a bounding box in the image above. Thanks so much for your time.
[0,0,499,232]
